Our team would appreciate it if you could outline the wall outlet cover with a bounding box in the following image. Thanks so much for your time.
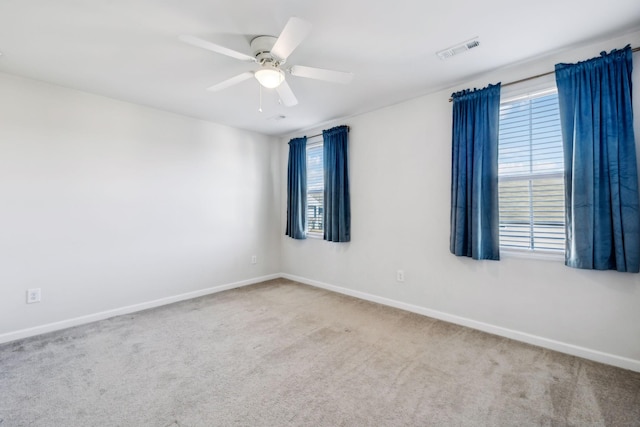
[27,288,41,304]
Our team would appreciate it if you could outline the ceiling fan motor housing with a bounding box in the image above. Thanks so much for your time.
[251,36,281,65]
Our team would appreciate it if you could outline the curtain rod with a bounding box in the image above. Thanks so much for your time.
[307,126,350,140]
[448,45,640,102]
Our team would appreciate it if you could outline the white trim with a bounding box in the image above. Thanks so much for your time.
[499,171,563,182]
[500,74,557,101]
[501,86,558,104]
[5,272,639,373]
[306,136,323,145]
[281,273,640,373]
[0,274,279,345]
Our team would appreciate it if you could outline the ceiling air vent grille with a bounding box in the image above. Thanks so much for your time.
[436,38,480,60]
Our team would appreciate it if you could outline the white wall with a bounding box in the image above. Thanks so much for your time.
[0,72,280,339]
[280,31,640,371]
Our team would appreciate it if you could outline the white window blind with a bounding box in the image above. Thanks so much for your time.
[498,89,565,252]
[306,140,324,234]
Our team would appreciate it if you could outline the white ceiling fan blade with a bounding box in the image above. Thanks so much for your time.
[289,65,354,84]
[206,72,254,92]
[179,35,255,62]
[276,80,298,107]
[270,17,312,61]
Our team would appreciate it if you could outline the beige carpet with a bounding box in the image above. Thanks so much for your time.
[1,278,639,426]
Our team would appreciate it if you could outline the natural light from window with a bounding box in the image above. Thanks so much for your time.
[306,141,324,235]
[498,88,565,253]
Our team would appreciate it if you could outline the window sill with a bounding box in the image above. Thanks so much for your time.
[500,247,565,262]
[306,232,323,240]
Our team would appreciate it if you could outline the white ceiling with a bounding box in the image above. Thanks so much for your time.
[1,0,639,136]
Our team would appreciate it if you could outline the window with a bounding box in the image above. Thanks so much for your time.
[498,88,565,253]
[306,139,323,235]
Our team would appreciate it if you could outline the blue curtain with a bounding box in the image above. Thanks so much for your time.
[555,46,640,272]
[450,83,501,260]
[323,125,351,242]
[286,137,307,239]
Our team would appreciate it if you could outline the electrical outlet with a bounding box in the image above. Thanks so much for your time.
[396,270,405,282]
[27,288,41,304]
[251,255,257,265]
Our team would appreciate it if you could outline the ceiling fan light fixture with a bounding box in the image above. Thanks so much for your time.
[255,66,285,89]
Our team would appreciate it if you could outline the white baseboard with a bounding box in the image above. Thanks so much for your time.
[281,273,640,373]
[4,272,639,373]
[0,274,280,345]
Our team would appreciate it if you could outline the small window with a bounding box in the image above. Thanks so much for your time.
[498,88,565,253]
[306,140,324,235]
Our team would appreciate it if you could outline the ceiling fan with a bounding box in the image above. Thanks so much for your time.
[179,17,354,107]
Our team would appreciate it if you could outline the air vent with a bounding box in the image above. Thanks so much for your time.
[436,38,480,60]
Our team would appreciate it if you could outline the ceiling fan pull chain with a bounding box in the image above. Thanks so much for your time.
[258,85,263,113]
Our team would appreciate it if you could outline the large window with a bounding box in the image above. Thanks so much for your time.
[498,88,565,252]
[306,140,323,235]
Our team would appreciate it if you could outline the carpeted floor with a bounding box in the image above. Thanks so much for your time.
[1,278,639,426]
